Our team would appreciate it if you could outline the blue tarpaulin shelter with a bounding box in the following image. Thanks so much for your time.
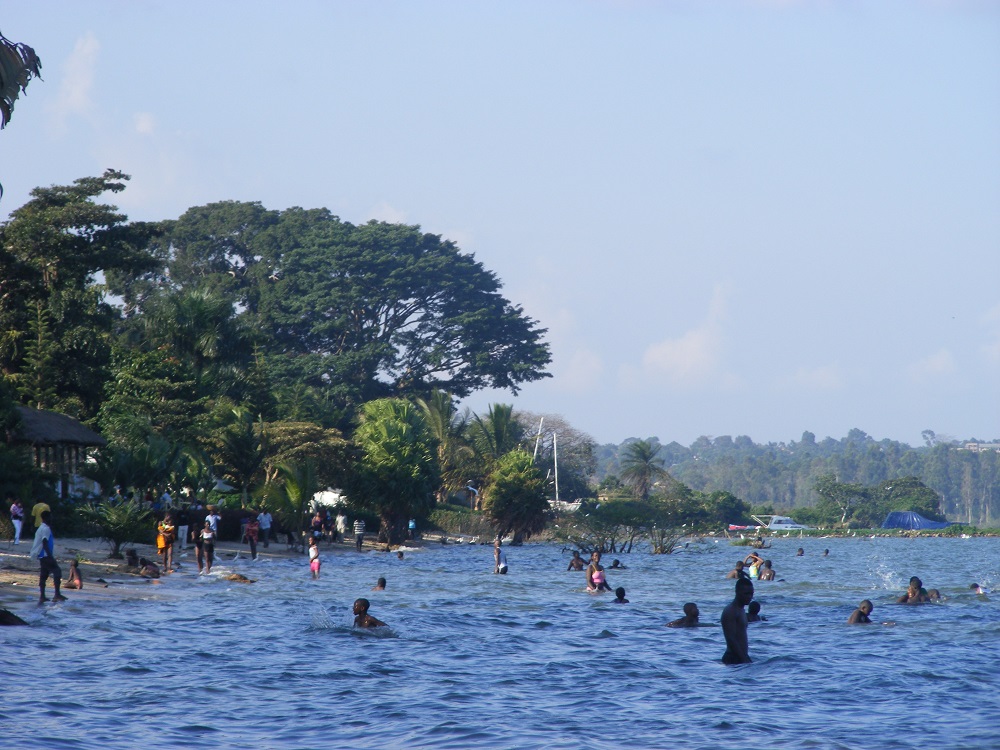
[881,511,951,530]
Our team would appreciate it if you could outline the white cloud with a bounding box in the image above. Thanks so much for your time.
[624,283,729,387]
[47,32,100,135]
[364,201,408,224]
[133,112,156,135]
[787,364,844,390]
[907,349,957,381]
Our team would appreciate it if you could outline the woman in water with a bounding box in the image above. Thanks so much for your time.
[200,520,216,575]
[586,551,613,592]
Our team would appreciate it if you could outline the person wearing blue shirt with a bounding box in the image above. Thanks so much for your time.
[29,510,66,605]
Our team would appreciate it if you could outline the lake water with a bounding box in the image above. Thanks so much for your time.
[3,535,999,749]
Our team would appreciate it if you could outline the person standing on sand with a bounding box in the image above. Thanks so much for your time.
[30,510,65,604]
[8,495,24,544]
[721,577,754,664]
[258,507,272,548]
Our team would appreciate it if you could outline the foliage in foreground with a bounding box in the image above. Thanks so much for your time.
[76,499,153,558]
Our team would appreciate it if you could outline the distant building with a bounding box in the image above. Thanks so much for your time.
[961,442,1000,454]
[10,407,107,498]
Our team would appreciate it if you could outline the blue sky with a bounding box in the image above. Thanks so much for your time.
[2,1,998,447]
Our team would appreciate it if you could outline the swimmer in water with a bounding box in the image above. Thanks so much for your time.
[897,576,930,605]
[613,586,629,604]
[747,601,765,622]
[567,551,586,571]
[372,577,386,591]
[353,598,386,628]
[758,560,775,581]
[970,583,988,595]
[610,559,627,569]
[586,551,612,592]
[726,560,748,580]
[847,599,873,624]
[721,578,754,664]
[666,602,711,628]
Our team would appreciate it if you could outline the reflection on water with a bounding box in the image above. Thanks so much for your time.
[3,537,999,749]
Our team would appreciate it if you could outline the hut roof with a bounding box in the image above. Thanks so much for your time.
[13,407,107,447]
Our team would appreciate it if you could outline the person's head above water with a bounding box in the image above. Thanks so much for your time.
[734,577,754,604]
[734,560,744,570]
[859,599,873,615]
[376,577,386,589]
[353,598,371,615]
[747,601,761,615]
[615,587,626,598]
[683,602,699,619]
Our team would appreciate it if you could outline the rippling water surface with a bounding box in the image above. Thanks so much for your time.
[3,536,999,749]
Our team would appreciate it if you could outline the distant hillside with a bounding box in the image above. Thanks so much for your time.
[595,429,999,527]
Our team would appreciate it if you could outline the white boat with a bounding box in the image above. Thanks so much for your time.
[751,514,812,531]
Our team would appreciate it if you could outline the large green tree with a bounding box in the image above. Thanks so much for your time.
[0,171,158,418]
[483,449,548,544]
[349,398,439,545]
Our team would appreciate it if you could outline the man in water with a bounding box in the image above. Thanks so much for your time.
[725,560,748,579]
[721,577,754,664]
[372,577,386,591]
[613,587,629,604]
[567,551,586,571]
[353,598,386,628]
[897,576,930,604]
[758,560,775,581]
[494,539,508,574]
[747,601,765,622]
[30,510,66,604]
[848,599,873,624]
[666,602,709,628]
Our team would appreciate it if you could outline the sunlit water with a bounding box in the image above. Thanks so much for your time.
[3,536,999,749]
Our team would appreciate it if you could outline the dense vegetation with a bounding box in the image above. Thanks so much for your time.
[596,430,999,528]
[1,172,994,551]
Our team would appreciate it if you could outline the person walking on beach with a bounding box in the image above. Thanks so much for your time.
[176,505,190,550]
[354,518,366,552]
[30,510,65,604]
[308,536,321,579]
[494,539,508,574]
[245,514,260,560]
[721,577,754,664]
[200,520,217,575]
[157,513,176,573]
[8,494,23,544]
[192,522,205,574]
[258,507,272,548]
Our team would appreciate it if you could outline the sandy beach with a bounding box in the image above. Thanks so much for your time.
[0,534,354,611]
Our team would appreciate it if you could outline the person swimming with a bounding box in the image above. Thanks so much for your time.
[847,599,873,624]
[372,577,386,591]
[567,551,586,571]
[353,598,387,628]
[747,601,765,622]
[666,602,710,628]
[897,576,930,604]
[613,586,629,603]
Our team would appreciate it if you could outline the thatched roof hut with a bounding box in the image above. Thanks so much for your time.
[11,406,106,481]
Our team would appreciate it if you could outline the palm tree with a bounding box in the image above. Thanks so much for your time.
[266,460,319,551]
[416,390,473,503]
[469,403,526,466]
[620,439,668,501]
[211,407,267,507]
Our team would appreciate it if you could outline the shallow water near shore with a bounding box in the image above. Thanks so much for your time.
[3,535,999,749]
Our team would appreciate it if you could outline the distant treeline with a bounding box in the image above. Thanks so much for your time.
[595,429,1000,527]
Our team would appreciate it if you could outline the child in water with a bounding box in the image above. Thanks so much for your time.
[309,536,321,579]
[64,559,83,590]
[747,601,766,622]
[353,598,386,628]
[613,587,629,604]
[847,599,873,624]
